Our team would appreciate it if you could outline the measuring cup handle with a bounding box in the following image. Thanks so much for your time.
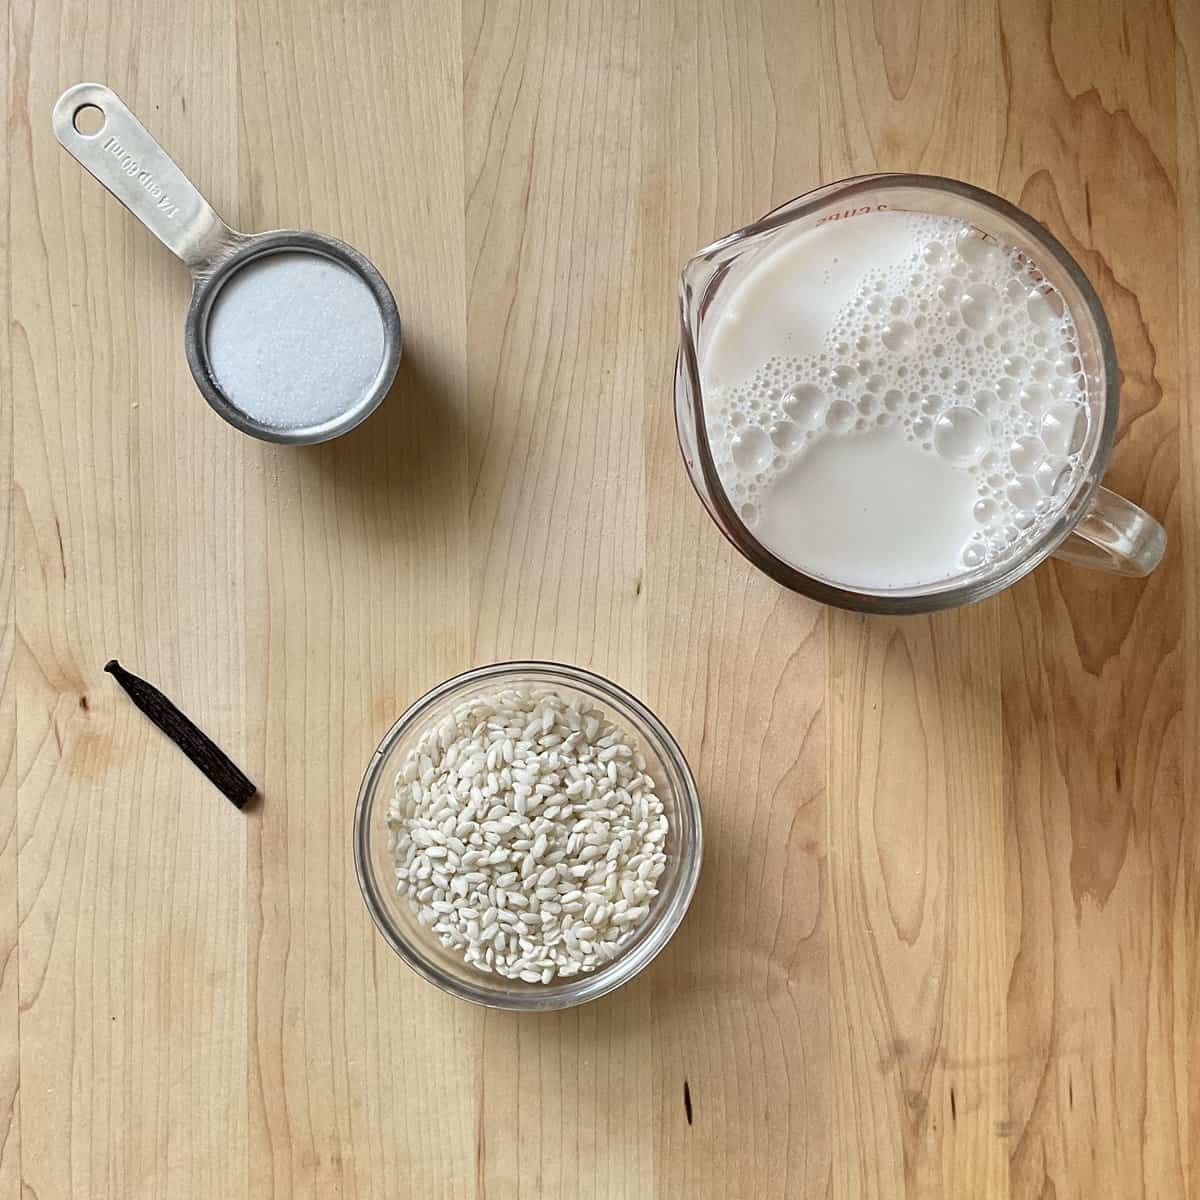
[52,83,242,271]
[1052,485,1166,577]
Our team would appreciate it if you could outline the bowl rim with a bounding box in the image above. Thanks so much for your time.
[353,659,704,1010]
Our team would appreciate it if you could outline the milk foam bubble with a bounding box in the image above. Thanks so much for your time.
[700,210,1091,591]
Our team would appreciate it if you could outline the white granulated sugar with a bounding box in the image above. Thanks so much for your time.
[388,689,669,984]
[207,251,385,429]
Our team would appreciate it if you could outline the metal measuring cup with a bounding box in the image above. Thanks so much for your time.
[53,83,402,445]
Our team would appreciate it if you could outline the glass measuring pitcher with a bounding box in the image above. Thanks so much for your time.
[674,174,1166,614]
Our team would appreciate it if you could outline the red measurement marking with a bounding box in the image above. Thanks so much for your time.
[816,203,889,225]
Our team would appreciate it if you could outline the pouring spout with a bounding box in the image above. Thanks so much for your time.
[680,253,711,297]
[680,248,729,303]
[679,250,737,338]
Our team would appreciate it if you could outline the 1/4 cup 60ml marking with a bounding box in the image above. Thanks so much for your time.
[53,83,402,445]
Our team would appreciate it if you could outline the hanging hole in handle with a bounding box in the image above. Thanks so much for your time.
[72,104,105,136]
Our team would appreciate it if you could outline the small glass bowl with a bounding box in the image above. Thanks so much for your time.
[354,661,703,1010]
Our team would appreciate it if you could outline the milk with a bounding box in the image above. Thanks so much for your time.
[699,210,1090,592]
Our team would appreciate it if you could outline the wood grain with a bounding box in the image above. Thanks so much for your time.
[464,6,660,1198]
[996,4,1190,1196]
[1,9,17,1198]
[1175,2,1200,1197]
[5,0,1196,1197]
[638,5,833,1193]
[233,4,472,1197]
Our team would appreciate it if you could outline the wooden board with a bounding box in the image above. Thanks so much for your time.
[4,0,1195,1196]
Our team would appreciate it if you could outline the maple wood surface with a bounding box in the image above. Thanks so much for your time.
[4,1,1196,1196]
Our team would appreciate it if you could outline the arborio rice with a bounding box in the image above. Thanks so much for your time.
[388,688,668,983]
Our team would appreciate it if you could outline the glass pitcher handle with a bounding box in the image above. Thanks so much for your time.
[1052,485,1166,576]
